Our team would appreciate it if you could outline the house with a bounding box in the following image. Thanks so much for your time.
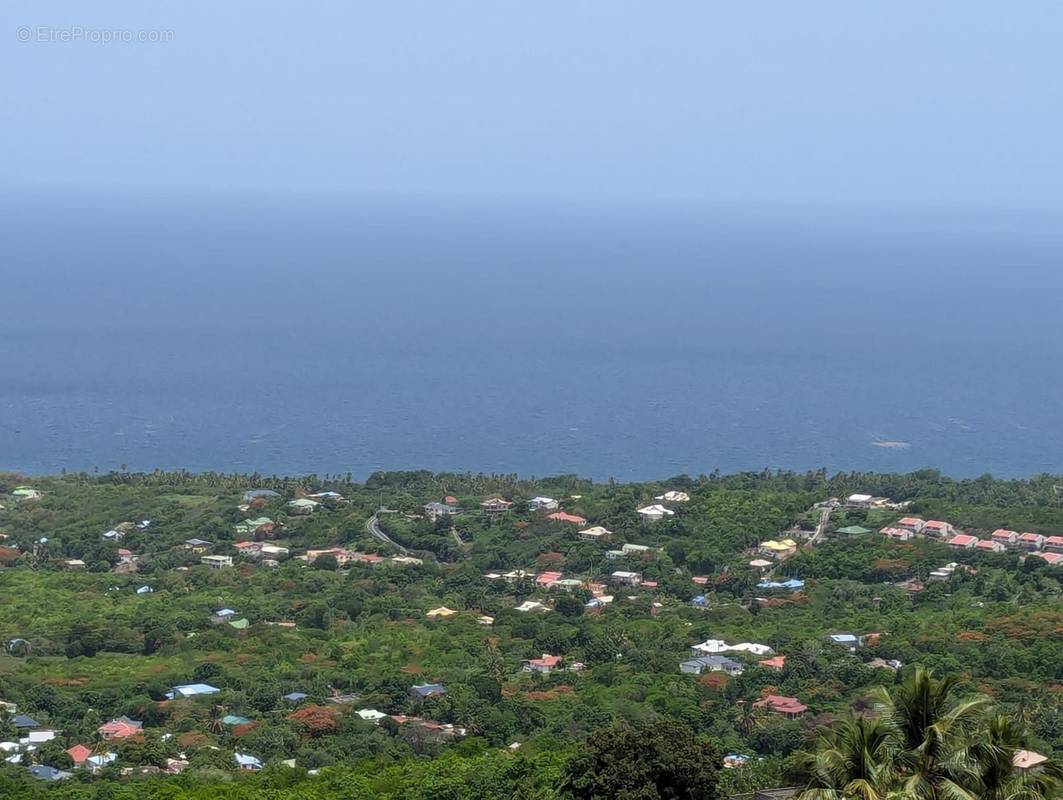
[896,517,925,533]
[536,571,563,589]
[552,578,584,592]
[424,502,460,521]
[12,715,40,729]
[86,752,117,773]
[757,578,805,591]
[547,511,587,525]
[116,548,137,564]
[212,608,239,624]
[1034,552,1063,566]
[183,538,212,554]
[357,709,388,722]
[605,549,628,560]
[283,692,308,704]
[1013,750,1048,772]
[11,487,43,500]
[514,600,548,612]
[135,585,154,595]
[826,633,861,651]
[881,527,913,541]
[611,570,642,586]
[759,539,798,559]
[166,683,220,699]
[836,525,872,537]
[758,655,786,671]
[1018,532,1045,551]
[98,716,143,741]
[234,516,275,536]
[730,642,775,656]
[243,489,280,502]
[201,554,233,569]
[753,694,807,720]
[523,654,562,674]
[287,498,320,515]
[579,525,612,541]
[426,606,458,618]
[691,639,730,656]
[691,595,708,608]
[1042,536,1063,553]
[991,529,1019,548]
[528,497,559,511]
[680,655,743,676]
[655,490,691,503]
[975,539,1005,553]
[480,498,513,515]
[477,615,494,625]
[410,683,446,699]
[260,544,290,559]
[66,744,92,766]
[391,555,423,565]
[846,493,873,507]
[748,559,773,571]
[308,491,346,502]
[636,504,675,522]
[63,559,86,570]
[102,529,124,541]
[922,520,955,538]
[222,715,250,726]
[28,765,71,781]
[234,753,263,771]
[25,729,58,744]
[621,543,652,556]
[947,534,978,550]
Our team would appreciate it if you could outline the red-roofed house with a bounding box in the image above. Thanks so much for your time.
[757,655,786,671]
[547,511,587,525]
[975,539,1005,553]
[753,694,807,720]
[1034,552,1062,566]
[991,529,1019,548]
[896,517,925,533]
[98,716,143,741]
[692,576,709,585]
[350,553,385,565]
[922,520,955,538]
[536,571,563,589]
[523,654,562,674]
[881,527,913,541]
[66,744,92,765]
[1043,536,1063,554]
[947,534,978,550]
[1018,533,1044,552]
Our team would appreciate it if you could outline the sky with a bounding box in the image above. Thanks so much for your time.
[3,2,1063,211]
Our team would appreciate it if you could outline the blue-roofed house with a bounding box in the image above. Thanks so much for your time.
[136,585,154,595]
[410,683,446,699]
[223,714,250,727]
[283,692,308,704]
[691,595,708,608]
[166,683,220,699]
[28,765,72,781]
[234,752,263,770]
[13,714,40,729]
[680,655,744,676]
[827,633,861,651]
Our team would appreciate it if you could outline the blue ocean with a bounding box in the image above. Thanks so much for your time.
[2,193,1062,480]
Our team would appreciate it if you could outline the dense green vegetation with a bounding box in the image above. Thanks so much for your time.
[0,468,1060,799]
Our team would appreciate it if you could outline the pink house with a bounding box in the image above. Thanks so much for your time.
[975,539,1005,553]
[753,694,807,720]
[947,534,978,550]
[896,517,925,533]
[1018,532,1045,552]
[536,571,563,589]
[523,654,562,674]
[547,511,587,525]
[1034,552,1062,566]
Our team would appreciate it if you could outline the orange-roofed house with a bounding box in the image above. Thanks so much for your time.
[547,511,587,525]
[66,744,92,765]
[947,534,978,550]
[753,694,807,720]
[758,655,786,671]
[98,716,143,741]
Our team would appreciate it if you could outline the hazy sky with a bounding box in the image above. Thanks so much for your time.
[4,2,1062,210]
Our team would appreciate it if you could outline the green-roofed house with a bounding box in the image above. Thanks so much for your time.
[222,714,250,726]
[286,498,320,515]
[234,516,274,535]
[228,618,250,630]
[836,525,872,537]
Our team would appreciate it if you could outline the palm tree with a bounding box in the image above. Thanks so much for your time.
[798,716,893,800]
[872,666,988,800]
[970,715,1062,800]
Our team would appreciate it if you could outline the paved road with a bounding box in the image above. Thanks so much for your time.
[365,511,412,556]
[808,505,833,546]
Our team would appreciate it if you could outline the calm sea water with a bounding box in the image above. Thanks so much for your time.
[2,193,1062,480]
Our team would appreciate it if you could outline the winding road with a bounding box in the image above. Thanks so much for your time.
[365,511,412,556]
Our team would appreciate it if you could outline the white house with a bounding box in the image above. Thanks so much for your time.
[655,491,690,503]
[636,505,674,522]
[528,497,559,511]
[611,570,642,586]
